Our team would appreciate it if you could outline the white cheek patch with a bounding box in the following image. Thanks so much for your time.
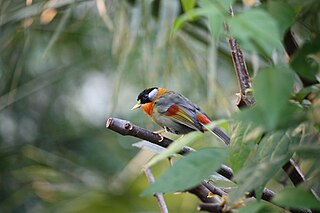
[148,88,158,101]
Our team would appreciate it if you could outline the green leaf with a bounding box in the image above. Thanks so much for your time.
[254,67,294,117]
[229,131,294,203]
[228,9,282,56]
[238,200,284,213]
[173,8,213,35]
[291,36,320,82]
[273,188,320,210]
[208,173,237,188]
[257,131,293,162]
[229,123,259,173]
[199,0,234,40]
[180,0,196,12]
[253,67,304,129]
[237,202,264,213]
[264,1,295,37]
[142,148,228,195]
[132,140,167,154]
[229,156,286,204]
[173,0,234,39]
[235,67,305,130]
[146,131,203,167]
[291,145,320,159]
[294,84,320,101]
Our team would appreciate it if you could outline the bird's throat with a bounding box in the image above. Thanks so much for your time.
[142,102,153,116]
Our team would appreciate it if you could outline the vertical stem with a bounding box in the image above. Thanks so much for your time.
[144,167,169,213]
[227,38,255,107]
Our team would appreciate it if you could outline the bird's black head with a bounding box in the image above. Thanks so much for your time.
[137,87,158,104]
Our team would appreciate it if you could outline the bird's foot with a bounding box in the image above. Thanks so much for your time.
[158,134,164,142]
[153,130,164,142]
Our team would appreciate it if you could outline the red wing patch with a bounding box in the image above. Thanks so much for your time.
[196,113,211,124]
[165,104,180,116]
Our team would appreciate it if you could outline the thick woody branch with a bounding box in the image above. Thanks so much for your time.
[106,117,195,155]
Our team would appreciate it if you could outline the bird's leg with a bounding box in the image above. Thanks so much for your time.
[153,127,172,142]
[153,129,166,134]
[153,129,165,142]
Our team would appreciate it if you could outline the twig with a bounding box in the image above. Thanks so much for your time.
[227,37,255,107]
[202,181,227,197]
[144,167,168,213]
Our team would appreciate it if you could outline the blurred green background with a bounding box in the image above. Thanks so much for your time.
[2,0,319,212]
[0,0,237,212]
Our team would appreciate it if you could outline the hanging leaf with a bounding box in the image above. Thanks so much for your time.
[199,0,234,40]
[264,1,295,37]
[180,0,196,12]
[228,9,282,56]
[173,0,234,40]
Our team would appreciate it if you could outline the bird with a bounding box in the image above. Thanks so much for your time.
[131,87,230,145]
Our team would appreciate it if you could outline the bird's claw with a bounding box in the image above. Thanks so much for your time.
[153,129,165,142]
[158,134,164,142]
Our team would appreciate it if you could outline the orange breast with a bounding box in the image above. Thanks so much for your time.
[142,102,153,116]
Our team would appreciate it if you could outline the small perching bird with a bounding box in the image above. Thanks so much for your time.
[131,87,230,145]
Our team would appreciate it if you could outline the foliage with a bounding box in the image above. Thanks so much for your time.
[0,0,320,212]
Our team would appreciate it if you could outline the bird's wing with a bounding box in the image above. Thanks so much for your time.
[155,91,206,131]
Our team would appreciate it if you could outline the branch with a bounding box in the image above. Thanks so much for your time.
[227,37,255,107]
[106,117,194,155]
[106,118,275,203]
[144,167,168,213]
[225,24,306,189]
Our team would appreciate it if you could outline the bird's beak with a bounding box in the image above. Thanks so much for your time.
[131,103,141,110]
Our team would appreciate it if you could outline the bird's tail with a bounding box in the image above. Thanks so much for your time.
[212,127,230,145]
[197,113,230,145]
